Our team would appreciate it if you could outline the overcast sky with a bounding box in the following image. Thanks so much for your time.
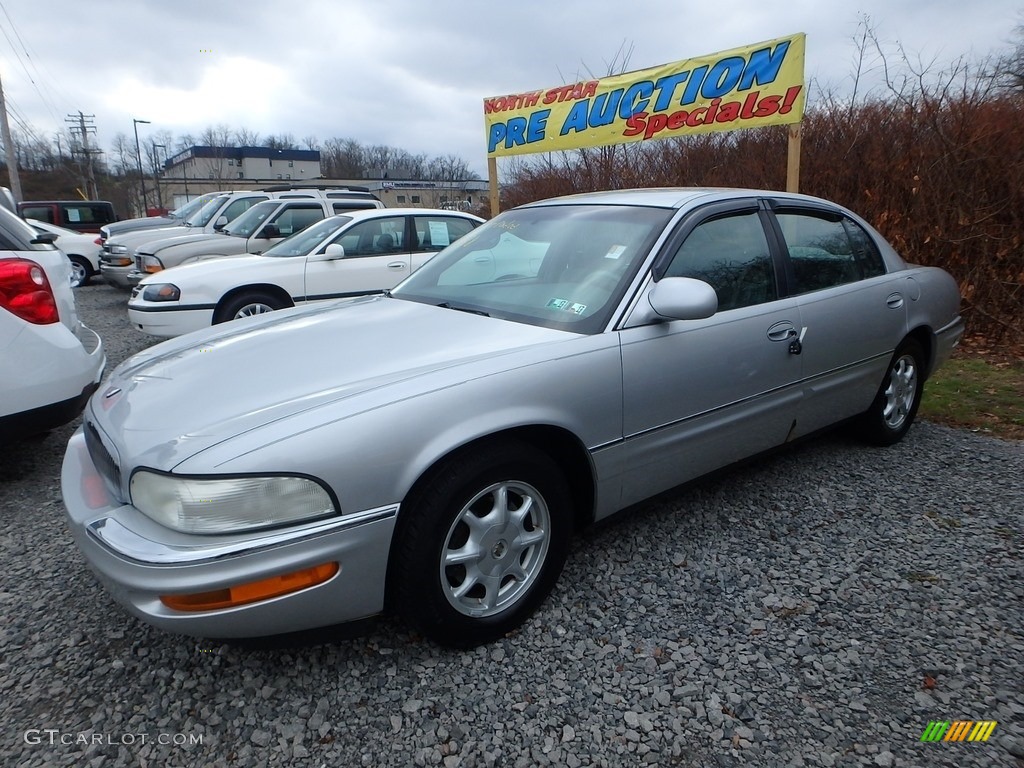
[1,0,1019,177]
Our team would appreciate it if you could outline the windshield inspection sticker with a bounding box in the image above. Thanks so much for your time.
[546,298,569,309]
[605,244,627,259]
[568,302,587,314]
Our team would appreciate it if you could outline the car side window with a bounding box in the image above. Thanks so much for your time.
[270,206,325,236]
[334,217,407,257]
[21,206,54,225]
[776,212,885,293]
[413,216,477,252]
[843,218,887,279]
[223,197,267,222]
[664,211,777,311]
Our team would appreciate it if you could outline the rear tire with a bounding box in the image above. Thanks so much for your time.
[215,292,287,324]
[859,338,926,446]
[391,441,572,647]
[69,256,91,288]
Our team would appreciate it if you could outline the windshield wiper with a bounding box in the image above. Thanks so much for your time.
[436,301,490,317]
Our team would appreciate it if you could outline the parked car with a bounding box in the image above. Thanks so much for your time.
[127,208,483,337]
[1,205,104,441]
[29,221,103,287]
[99,191,273,289]
[102,190,385,289]
[61,188,963,647]
[99,193,221,242]
[19,199,117,234]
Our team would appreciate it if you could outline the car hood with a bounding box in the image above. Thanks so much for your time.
[137,253,271,286]
[140,232,230,255]
[108,225,190,251]
[92,296,577,470]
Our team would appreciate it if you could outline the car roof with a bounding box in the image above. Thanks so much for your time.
[336,207,482,220]
[518,187,840,211]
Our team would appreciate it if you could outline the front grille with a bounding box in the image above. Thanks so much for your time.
[84,420,122,495]
[135,256,143,272]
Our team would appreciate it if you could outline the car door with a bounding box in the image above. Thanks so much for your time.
[614,202,803,509]
[302,215,411,301]
[767,204,908,437]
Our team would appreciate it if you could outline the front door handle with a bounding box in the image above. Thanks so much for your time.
[387,262,407,270]
[767,321,797,342]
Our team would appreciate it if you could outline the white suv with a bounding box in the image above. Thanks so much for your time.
[0,204,105,440]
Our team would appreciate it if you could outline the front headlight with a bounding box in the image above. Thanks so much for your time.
[141,254,164,273]
[141,283,180,302]
[130,471,336,533]
[109,244,128,254]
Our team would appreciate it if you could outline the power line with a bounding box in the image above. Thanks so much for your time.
[0,1,73,127]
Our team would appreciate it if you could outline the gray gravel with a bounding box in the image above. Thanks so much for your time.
[1,282,1022,768]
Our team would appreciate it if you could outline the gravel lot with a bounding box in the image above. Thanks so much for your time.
[2,282,1022,768]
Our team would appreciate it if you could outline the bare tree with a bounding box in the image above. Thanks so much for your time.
[199,124,236,180]
[994,21,1024,91]
[234,127,261,147]
[264,133,298,150]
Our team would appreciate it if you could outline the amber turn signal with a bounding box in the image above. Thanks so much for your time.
[160,562,339,612]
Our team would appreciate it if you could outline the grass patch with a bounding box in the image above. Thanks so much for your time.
[920,354,1024,440]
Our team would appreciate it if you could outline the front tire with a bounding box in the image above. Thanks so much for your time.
[859,338,926,445]
[215,292,287,324]
[391,441,572,647]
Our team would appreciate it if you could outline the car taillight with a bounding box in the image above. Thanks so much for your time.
[0,258,59,324]
[94,237,103,245]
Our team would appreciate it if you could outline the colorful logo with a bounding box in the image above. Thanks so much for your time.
[920,721,998,742]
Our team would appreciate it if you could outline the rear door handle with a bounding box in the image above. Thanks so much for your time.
[387,262,407,270]
[886,292,904,309]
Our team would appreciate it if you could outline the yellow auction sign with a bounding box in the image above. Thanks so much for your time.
[484,33,805,157]
[483,34,806,211]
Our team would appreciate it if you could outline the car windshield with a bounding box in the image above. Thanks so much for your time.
[392,204,673,334]
[185,196,229,228]
[263,216,354,258]
[170,193,219,220]
[221,201,279,238]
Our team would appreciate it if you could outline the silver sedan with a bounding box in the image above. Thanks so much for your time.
[61,188,964,647]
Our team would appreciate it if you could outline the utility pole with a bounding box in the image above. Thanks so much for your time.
[66,111,100,199]
[0,71,24,202]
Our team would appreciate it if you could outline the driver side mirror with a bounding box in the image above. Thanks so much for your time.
[212,215,228,231]
[625,277,718,327]
[310,244,346,262]
[648,277,718,320]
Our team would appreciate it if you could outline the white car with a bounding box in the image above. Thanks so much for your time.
[30,220,103,287]
[1,205,105,440]
[127,208,483,337]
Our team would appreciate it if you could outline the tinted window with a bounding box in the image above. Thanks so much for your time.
[21,206,55,225]
[777,211,884,293]
[412,216,477,252]
[664,211,777,311]
[222,196,267,222]
[843,219,886,279]
[269,206,325,236]
[63,204,114,226]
